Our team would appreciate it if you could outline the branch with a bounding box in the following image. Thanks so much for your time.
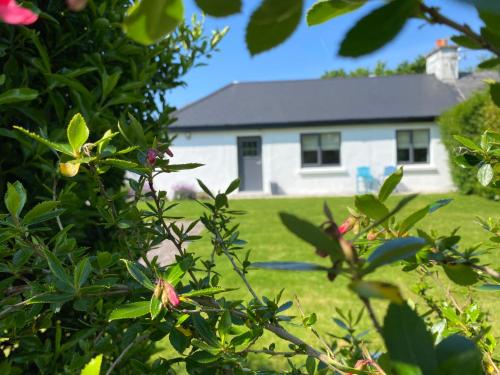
[105,333,149,375]
[420,3,500,57]
[146,175,199,284]
[360,298,382,337]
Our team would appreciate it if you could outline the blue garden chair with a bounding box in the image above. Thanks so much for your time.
[356,166,375,193]
[383,166,397,177]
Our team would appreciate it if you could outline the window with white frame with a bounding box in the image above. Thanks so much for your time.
[301,132,341,166]
[396,129,430,164]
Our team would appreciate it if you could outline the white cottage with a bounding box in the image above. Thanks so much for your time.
[155,42,483,197]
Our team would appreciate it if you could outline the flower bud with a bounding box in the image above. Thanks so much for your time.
[59,162,80,177]
[338,216,356,235]
[165,148,174,157]
[162,282,180,307]
[147,149,157,165]
[367,230,378,241]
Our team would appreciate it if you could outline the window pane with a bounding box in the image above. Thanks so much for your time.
[397,131,411,148]
[242,141,257,156]
[322,150,340,165]
[303,151,318,164]
[397,149,410,163]
[302,134,319,151]
[320,133,340,150]
[413,129,429,148]
[414,148,428,162]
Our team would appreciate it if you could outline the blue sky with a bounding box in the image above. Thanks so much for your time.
[168,0,487,108]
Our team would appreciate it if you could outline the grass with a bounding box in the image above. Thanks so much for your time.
[153,193,499,371]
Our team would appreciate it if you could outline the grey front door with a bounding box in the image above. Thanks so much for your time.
[238,136,263,191]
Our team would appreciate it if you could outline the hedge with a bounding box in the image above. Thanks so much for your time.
[438,90,500,199]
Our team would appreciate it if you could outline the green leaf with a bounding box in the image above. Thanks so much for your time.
[339,0,419,57]
[354,194,389,222]
[382,303,437,375]
[165,163,204,172]
[364,237,426,273]
[13,126,74,156]
[192,314,221,348]
[101,159,148,174]
[194,0,241,17]
[489,82,500,106]
[67,113,89,156]
[218,310,232,342]
[197,179,215,198]
[27,293,74,304]
[74,258,92,289]
[101,71,121,101]
[435,335,482,375]
[121,259,155,291]
[0,88,38,105]
[43,250,73,289]
[453,135,482,151]
[306,356,316,375]
[150,295,162,319]
[349,280,403,304]
[477,164,493,186]
[23,201,63,226]
[81,354,103,375]
[307,0,365,26]
[398,199,451,233]
[225,178,240,194]
[443,264,478,286]
[450,35,482,49]
[4,181,27,218]
[163,262,186,285]
[476,283,500,292]
[181,287,238,298]
[478,57,500,69]
[279,213,344,261]
[252,261,330,271]
[246,0,304,55]
[123,0,184,45]
[109,301,150,320]
[390,362,423,375]
[378,167,403,202]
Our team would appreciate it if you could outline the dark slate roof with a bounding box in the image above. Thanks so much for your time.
[170,75,461,131]
[455,70,500,99]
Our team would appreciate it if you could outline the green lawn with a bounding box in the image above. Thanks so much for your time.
[154,193,500,371]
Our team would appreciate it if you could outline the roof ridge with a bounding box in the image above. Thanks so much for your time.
[229,74,431,85]
[173,82,236,114]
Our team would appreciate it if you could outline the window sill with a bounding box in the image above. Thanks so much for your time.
[298,166,347,175]
[398,164,438,173]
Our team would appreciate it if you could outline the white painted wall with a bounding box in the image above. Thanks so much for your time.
[154,123,455,197]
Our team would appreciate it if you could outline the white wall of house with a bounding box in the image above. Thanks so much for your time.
[154,122,454,197]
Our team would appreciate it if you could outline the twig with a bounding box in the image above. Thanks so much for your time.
[147,175,199,284]
[89,163,117,219]
[420,3,500,57]
[470,264,500,281]
[105,333,149,375]
[361,345,387,375]
[52,177,63,231]
[244,349,304,357]
[212,226,261,304]
[360,298,382,337]
[294,295,335,359]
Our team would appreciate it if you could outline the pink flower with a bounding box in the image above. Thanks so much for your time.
[164,283,180,307]
[146,149,157,165]
[165,148,173,158]
[0,0,38,25]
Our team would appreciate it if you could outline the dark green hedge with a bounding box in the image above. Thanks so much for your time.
[439,90,500,199]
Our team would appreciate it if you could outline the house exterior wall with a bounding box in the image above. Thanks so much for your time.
[154,123,454,197]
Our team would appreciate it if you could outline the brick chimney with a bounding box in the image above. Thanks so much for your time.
[426,39,459,83]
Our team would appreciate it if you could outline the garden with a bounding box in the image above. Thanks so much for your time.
[1,1,500,375]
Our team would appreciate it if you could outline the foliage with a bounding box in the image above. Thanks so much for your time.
[322,56,426,79]
[439,91,500,199]
[1,0,500,374]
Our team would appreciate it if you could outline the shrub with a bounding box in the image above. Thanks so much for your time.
[439,91,500,199]
[173,184,197,200]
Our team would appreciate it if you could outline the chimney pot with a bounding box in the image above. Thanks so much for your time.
[436,38,448,48]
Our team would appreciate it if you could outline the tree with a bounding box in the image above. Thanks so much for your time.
[322,56,426,79]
